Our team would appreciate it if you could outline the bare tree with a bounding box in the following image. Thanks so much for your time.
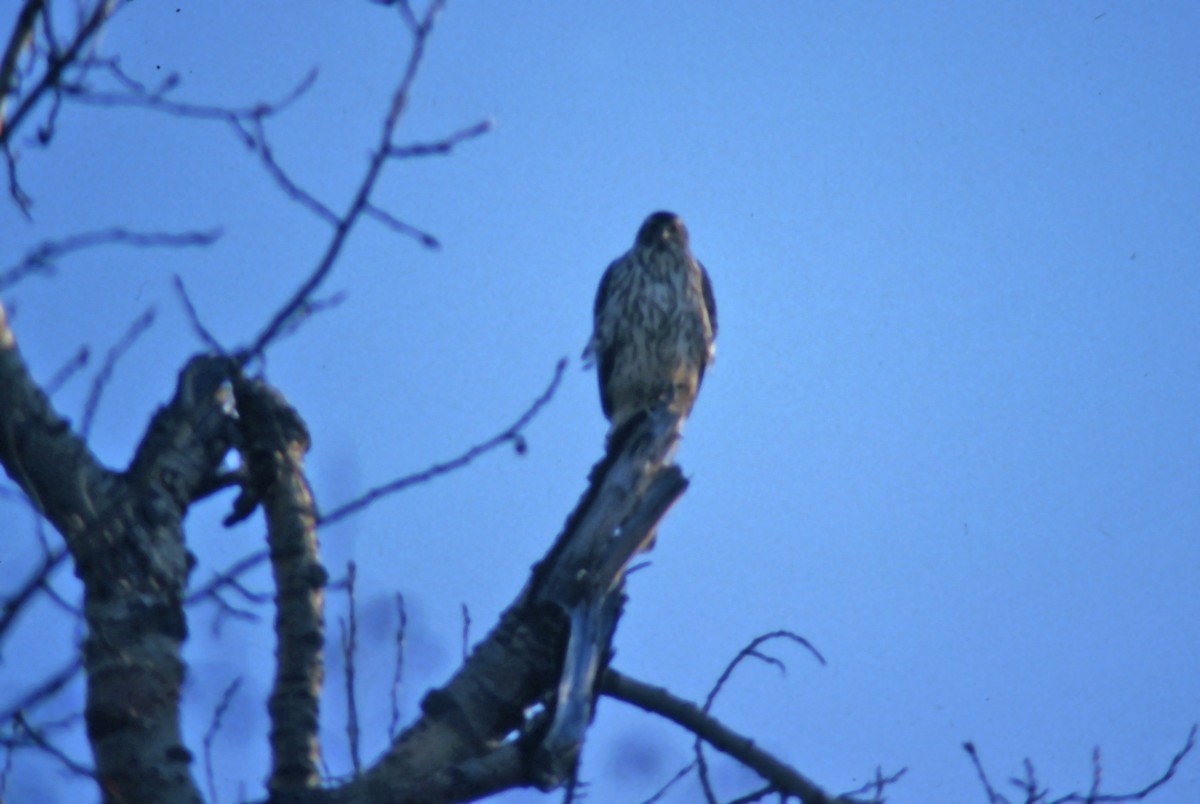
[0,3,1193,803]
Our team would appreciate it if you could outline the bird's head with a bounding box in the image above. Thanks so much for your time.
[636,211,689,250]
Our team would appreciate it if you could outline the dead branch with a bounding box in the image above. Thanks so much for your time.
[964,725,1198,804]
[79,306,154,439]
[2,331,234,800]
[43,345,89,395]
[172,275,223,353]
[202,678,242,804]
[0,657,82,728]
[305,406,686,803]
[241,0,456,360]
[0,227,220,292]
[603,669,876,804]
[695,631,826,800]
[0,545,67,652]
[1,0,121,215]
[318,357,567,525]
[11,713,95,780]
[386,118,493,159]
[186,549,272,607]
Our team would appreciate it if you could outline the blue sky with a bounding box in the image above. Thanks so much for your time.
[2,2,1198,801]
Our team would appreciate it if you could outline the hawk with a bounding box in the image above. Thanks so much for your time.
[585,211,717,435]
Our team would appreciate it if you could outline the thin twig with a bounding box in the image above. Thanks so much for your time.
[386,118,493,159]
[0,1,46,134]
[0,657,82,727]
[270,290,348,346]
[80,306,155,439]
[11,713,95,779]
[695,631,826,801]
[79,59,317,127]
[319,358,566,525]
[1049,724,1197,803]
[241,0,451,360]
[0,227,220,291]
[0,546,67,650]
[202,678,242,804]
[186,549,271,606]
[640,759,698,804]
[604,669,869,804]
[839,766,908,803]
[172,275,223,352]
[43,346,89,395]
[247,112,338,225]
[362,204,439,248]
[207,589,261,637]
[965,725,1198,804]
[71,61,333,229]
[1,0,121,214]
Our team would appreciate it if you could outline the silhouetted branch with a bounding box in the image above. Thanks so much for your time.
[964,725,1197,804]
[1,0,121,215]
[186,549,271,606]
[172,275,223,352]
[202,677,242,804]
[0,657,82,728]
[10,713,94,780]
[321,407,687,802]
[0,227,220,291]
[690,631,826,801]
[270,290,349,346]
[79,306,155,439]
[77,58,316,129]
[206,588,261,636]
[386,118,494,159]
[3,144,30,213]
[362,203,440,247]
[241,0,476,360]
[0,0,96,146]
[0,1,45,135]
[319,357,566,525]
[43,345,89,396]
[603,668,876,804]
[0,545,67,651]
[641,759,699,804]
[838,766,908,803]
[244,109,337,223]
[72,60,339,228]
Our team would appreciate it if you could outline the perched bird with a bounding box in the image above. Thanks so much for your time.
[584,211,717,436]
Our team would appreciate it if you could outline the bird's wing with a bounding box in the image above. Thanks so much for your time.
[700,260,717,340]
[590,257,625,416]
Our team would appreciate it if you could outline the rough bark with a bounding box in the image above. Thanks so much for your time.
[229,376,326,794]
[319,409,687,804]
[1,300,237,803]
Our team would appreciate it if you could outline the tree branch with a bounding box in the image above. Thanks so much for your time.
[965,725,1198,804]
[0,227,220,292]
[319,357,566,525]
[0,299,115,534]
[313,407,688,803]
[228,373,325,795]
[602,669,872,804]
[241,0,453,361]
